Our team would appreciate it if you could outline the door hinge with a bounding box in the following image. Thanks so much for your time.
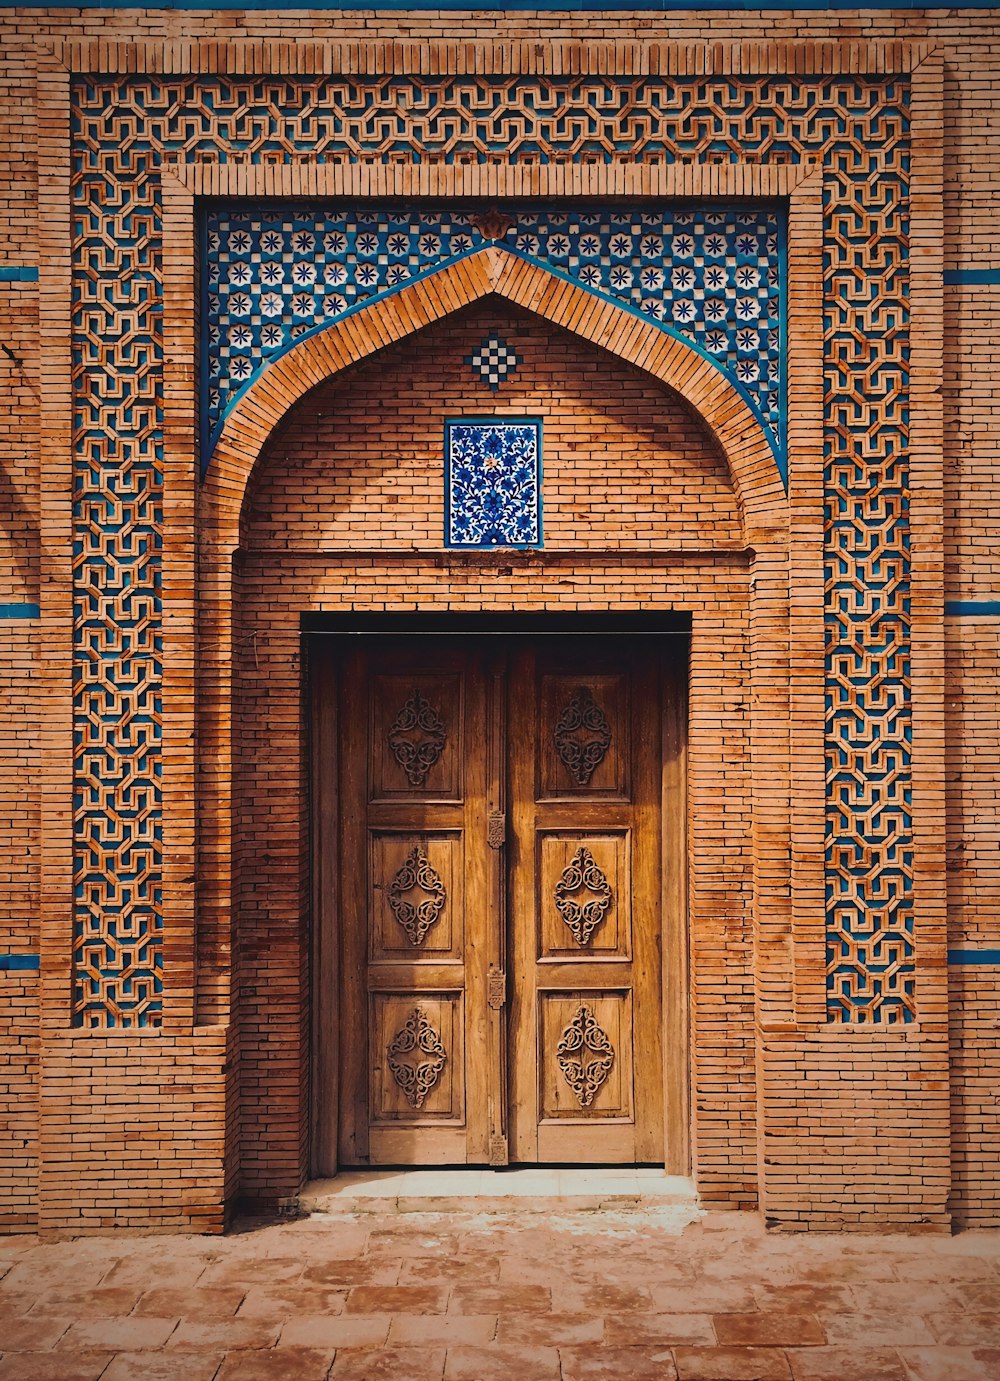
[488,966,506,1010]
[487,810,505,849]
[489,1132,509,1166]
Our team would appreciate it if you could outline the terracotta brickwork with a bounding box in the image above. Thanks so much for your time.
[0,11,995,1234]
[243,305,740,552]
[236,304,753,1204]
[0,622,40,1232]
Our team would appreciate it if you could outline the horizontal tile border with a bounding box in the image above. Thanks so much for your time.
[944,269,1000,285]
[0,267,38,282]
[0,603,41,619]
[0,955,40,971]
[945,599,1000,616]
[948,949,1000,966]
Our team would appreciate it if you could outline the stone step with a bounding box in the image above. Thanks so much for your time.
[298,1169,699,1217]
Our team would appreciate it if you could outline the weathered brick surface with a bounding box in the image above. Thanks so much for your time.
[0,12,995,1232]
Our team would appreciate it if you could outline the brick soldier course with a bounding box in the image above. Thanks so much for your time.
[0,5,997,1241]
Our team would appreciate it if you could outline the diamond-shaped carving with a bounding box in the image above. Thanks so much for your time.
[388,688,447,787]
[387,846,446,946]
[556,1005,615,1108]
[386,1007,447,1109]
[554,846,613,946]
[554,687,612,787]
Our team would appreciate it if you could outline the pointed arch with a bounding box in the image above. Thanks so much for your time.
[203,247,786,550]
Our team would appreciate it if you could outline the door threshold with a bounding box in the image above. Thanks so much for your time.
[300,1167,697,1216]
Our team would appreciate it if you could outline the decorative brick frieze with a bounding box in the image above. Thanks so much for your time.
[70,64,913,1026]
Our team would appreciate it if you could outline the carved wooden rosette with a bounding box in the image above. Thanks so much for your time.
[386,845,447,946]
[386,1007,447,1109]
[553,686,612,786]
[388,688,447,786]
[556,1004,615,1107]
[553,845,613,945]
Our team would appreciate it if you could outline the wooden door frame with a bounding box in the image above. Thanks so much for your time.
[308,614,690,1179]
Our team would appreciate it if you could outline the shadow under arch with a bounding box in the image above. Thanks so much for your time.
[203,246,787,552]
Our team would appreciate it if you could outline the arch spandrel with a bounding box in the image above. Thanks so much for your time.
[204,248,786,551]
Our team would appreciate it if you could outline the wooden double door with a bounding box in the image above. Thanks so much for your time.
[324,635,678,1168]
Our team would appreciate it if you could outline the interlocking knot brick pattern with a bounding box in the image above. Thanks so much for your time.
[70,71,912,1026]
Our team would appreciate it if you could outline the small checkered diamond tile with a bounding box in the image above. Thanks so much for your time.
[446,419,541,548]
[467,334,520,389]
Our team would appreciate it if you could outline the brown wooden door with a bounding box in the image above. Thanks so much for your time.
[507,643,664,1163]
[334,635,665,1167]
[338,642,506,1165]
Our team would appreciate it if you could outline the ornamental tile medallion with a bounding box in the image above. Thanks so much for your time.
[445,418,541,548]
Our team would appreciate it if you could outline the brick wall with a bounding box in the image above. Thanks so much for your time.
[244,303,739,551]
[0,9,996,1231]
[0,623,39,1232]
[236,304,753,1203]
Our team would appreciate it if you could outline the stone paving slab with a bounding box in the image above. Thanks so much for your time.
[0,1206,997,1379]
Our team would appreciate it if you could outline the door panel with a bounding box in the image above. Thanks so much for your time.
[369,832,464,959]
[339,645,495,1165]
[538,832,631,960]
[334,635,666,1168]
[508,645,664,1164]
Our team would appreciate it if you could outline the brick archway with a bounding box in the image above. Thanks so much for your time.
[203,246,786,553]
[194,246,794,1200]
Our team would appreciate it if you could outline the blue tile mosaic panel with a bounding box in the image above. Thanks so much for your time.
[445,419,541,548]
[202,205,783,472]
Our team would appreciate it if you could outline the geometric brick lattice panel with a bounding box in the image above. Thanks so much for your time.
[203,203,784,469]
[70,73,912,1026]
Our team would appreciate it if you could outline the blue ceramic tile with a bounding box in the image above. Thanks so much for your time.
[445,419,541,548]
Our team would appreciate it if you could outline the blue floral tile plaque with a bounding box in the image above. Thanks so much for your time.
[445,419,541,548]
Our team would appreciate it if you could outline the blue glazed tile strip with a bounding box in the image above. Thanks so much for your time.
[948,949,1000,966]
[0,955,40,972]
[0,604,40,619]
[0,267,38,282]
[944,600,1000,616]
[944,269,1000,286]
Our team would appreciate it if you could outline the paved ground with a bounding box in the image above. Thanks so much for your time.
[0,1203,998,1380]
